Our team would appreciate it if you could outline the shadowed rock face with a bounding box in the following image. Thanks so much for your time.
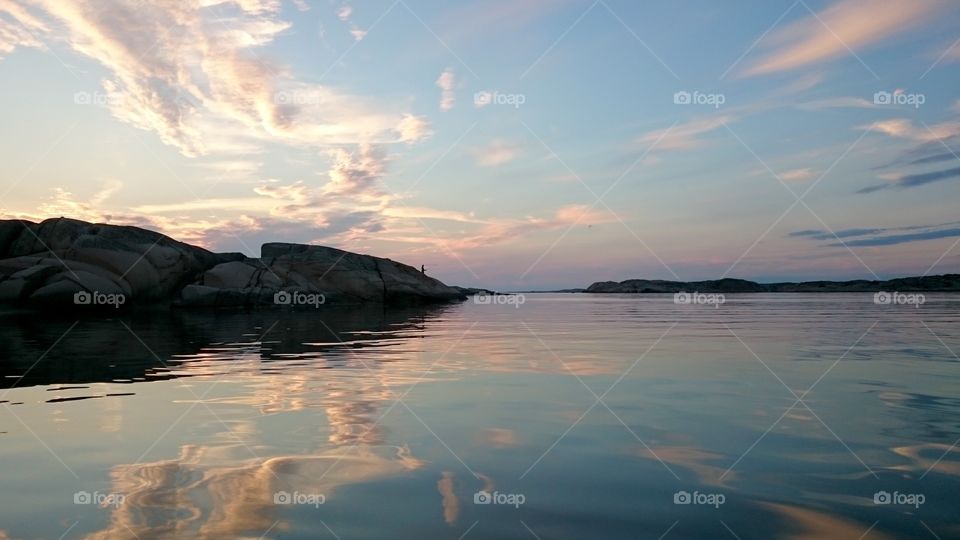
[0,218,465,308]
[179,243,465,307]
[0,218,242,306]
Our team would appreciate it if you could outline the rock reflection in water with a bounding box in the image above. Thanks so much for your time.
[0,304,456,389]
[2,306,456,540]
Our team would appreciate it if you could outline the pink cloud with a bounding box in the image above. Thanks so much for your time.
[742,0,947,77]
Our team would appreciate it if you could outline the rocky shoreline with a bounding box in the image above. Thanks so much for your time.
[0,218,465,309]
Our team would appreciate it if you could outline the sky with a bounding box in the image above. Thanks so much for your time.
[0,0,959,290]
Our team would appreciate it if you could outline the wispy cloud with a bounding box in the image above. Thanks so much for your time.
[864,119,960,142]
[426,204,615,252]
[0,1,46,58]
[795,96,874,110]
[791,221,960,246]
[874,133,959,169]
[858,165,960,193]
[470,139,518,167]
[0,132,605,260]
[436,68,455,111]
[381,206,482,224]
[741,0,947,77]
[790,228,884,241]
[323,144,390,198]
[904,152,959,167]
[4,180,121,224]
[4,0,429,160]
[395,113,433,144]
[336,3,367,41]
[837,227,960,247]
[780,167,816,182]
[636,115,733,151]
[858,118,960,192]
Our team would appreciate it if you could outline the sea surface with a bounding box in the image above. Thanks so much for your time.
[0,293,958,539]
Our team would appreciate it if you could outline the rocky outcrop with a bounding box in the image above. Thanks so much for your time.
[177,244,465,307]
[0,218,242,306]
[0,218,465,308]
[586,275,960,293]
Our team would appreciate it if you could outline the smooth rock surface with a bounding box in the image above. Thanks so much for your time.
[175,244,465,307]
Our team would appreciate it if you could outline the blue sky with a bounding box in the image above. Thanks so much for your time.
[0,0,959,289]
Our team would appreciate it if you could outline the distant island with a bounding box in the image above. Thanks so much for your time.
[512,288,586,294]
[452,286,497,296]
[586,276,960,293]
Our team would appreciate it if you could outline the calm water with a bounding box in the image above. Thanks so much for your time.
[1,294,959,539]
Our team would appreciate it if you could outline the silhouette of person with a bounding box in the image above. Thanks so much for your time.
[421,265,426,274]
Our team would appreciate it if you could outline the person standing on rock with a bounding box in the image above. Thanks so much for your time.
[421,265,426,274]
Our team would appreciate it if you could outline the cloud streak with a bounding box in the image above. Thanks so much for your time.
[866,119,960,143]
[791,221,960,246]
[741,0,946,77]
[858,165,960,193]
[636,115,734,151]
[470,139,518,167]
